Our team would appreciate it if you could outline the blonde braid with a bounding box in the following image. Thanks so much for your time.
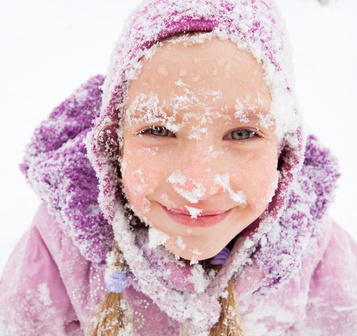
[181,264,245,336]
[209,275,245,336]
[87,245,132,336]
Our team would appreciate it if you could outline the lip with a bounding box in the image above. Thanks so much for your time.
[161,205,232,227]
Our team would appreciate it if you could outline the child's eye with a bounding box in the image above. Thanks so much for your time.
[224,129,258,141]
[139,126,175,137]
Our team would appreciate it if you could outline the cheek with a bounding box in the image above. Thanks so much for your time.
[228,148,278,209]
[121,146,167,211]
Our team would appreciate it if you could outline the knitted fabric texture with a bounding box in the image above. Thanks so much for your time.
[21,75,112,265]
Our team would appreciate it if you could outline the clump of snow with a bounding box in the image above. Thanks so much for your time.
[167,171,206,203]
[208,145,224,158]
[105,246,126,282]
[140,146,158,156]
[185,206,203,218]
[148,227,169,249]
[176,236,186,251]
[234,99,250,123]
[38,283,52,306]
[260,234,267,247]
[235,96,276,130]
[142,197,151,213]
[213,173,247,204]
[333,305,357,313]
[255,92,266,107]
[192,247,202,256]
[263,171,279,204]
[125,93,172,126]
[167,170,186,185]
[244,239,255,249]
[221,289,229,299]
[255,111,275,129]
[188,125,208,141]
[190,256,198,265]
[188,263,216,293]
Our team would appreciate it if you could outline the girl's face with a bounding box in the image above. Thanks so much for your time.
[122,37,279,261]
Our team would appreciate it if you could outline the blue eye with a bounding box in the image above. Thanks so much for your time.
[140,126,175,137]
[224,129,257,141]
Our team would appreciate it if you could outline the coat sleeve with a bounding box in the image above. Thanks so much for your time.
[0,205,82,335]
[293,221,357,335]
[0,204,93,336]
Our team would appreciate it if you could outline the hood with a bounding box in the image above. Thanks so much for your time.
[21,0,340,334]
[21,75,112,265]
[86,0,338,332]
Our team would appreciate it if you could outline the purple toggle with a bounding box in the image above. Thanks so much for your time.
[210,247,230,266]
[105,272,128,293]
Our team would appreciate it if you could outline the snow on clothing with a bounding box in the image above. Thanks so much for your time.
[0,0,357,335]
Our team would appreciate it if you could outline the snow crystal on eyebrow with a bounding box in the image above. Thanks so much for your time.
[234,99,250,123]
[256,111,275,129]
[38,283,52,306]
[148,227,169,249]
[125,93,182,135]
[167,171,206,204]
[125,93,165,124]
[185,206,202,219]
[176,236,186,251]
[213,173,247,204]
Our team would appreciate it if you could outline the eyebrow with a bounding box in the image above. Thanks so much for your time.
[125,99,271,126]
[233,109,269,120]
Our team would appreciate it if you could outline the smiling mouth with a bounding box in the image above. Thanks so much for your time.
[161,205,232,227]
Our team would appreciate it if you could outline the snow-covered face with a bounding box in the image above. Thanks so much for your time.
[122,37,279,261]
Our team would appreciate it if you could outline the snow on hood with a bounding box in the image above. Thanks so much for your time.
[20,0,340,333]
[21,75,113,265]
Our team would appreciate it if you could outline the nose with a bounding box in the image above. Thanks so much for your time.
[167,146,224,203]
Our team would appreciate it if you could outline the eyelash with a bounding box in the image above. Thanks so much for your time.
[139,126,175,137]
[138,126,261,141]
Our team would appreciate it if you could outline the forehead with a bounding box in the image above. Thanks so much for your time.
[126,36,271,113]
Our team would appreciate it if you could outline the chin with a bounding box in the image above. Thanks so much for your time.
[165,238,227,262]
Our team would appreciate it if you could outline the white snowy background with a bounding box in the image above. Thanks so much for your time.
[1,0,356,273]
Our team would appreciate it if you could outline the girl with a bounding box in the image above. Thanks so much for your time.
[1,0,356,335]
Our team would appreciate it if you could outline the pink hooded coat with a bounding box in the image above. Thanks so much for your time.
[1,0,357,335]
